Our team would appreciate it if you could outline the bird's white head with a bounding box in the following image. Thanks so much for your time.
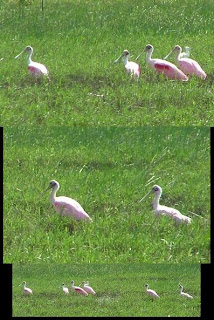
[15,46,33,59]
[46,180,60,191]
[173,45,182,53]
[144,44,153,53]
[145,284,149,289]
[71,280,75,285]
[152,185,162,195]
[114,49,130,64]
[136,44,153,61]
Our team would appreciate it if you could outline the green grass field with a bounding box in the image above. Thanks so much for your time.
[12,263,201,317]
[0,0,214,126]
[4,126,210,264]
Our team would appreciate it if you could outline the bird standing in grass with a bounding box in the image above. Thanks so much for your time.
[15,45,49,78]
[163,45,206,79]
[20,281,33,295]
[139,185,192,224]
[145,284,160,299]
[45,180,92,221]
[179,285,193,299]
[80,281,96,295]
[61,283,69,295]
[136,44,188,81]
[71,280,89,296]
[114,49,141,78]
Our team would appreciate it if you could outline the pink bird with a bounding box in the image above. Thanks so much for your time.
[136,44,188,81]
[164,45,206,79]
[114,49,141,78]
[80,281,96,295]
[46,180,92,221]
[71,280,88,296]
[15,46,49,78]
[145,284,160,299]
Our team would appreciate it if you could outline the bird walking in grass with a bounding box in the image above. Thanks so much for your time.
[80,281,96,295]
[71,280,88,296]
[61,283,69,295]
[164,46,191,60]
[145,284,160,299]
[136,44,188,81]
[179,285,193,299]
[163,45,206,79]
[139,185,192,224]
[114,49,141,78]
[19,281,33,295]
[15,45,49,79]
[45,180,92,221]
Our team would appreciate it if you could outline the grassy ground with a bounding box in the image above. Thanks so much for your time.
[0,0,214,126]
[12,263,201,317]
[4,126,210,264]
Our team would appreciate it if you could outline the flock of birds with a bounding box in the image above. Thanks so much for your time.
[10,43,206,82]
[115,44,206,81]
[45,180,192,224]
[19,281,193,300]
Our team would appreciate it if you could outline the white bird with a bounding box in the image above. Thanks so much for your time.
[114,49,141,78]
[145,284,160,299]
[71,280,88,296]
[45,180,92,221]
[139,185,192,224]
[15,46,49,78]
[179,285,193,299]
[61,283,69,295]
[80,281,96,295]
[164,46,191,60]
[19,281,33,295]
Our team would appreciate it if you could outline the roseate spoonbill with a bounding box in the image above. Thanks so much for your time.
[179,285,193,299]
[71,280,88,296]
[164,46,191,60]
[15,46,49,78]
[164,45,206,79]
[61,283,69,295]
[80,281,96,295]
[136,44,188,81]
[19,281,33,295]
[114,49,141,78]
[45,180,92,222]
[145,284,160,299]
[139,185,192,224]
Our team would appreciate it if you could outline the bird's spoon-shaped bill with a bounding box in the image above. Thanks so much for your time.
[139,190,152,203]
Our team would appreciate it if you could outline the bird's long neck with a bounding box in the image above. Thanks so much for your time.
[123,55,129,65]
[179,286,183,294]
[50,185,58,204]
[152,192,161,210]
[175,49,181,62]
[146,49,153,63]
[27,52,33,65]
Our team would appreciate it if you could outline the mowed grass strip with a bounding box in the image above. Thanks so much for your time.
[0,0,214,126]
[12,263,200,317]
[4,126,210,263]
